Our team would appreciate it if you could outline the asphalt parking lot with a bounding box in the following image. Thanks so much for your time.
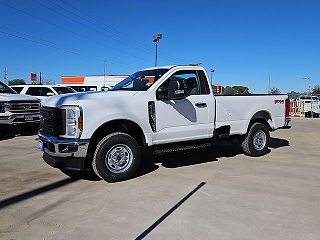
[0,117,320,240]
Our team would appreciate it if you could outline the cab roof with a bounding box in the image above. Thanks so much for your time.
[141,64,204,71]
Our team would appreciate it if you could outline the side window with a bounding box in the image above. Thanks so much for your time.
[26,87,42,96]
[41,87,55,96]
[11,87,23,93]
[40,87,54,96]
[162,70,200,96]
[68,86,79,92]
[88,86,97,91]
[26,87,54,96]
[197,70,211,95]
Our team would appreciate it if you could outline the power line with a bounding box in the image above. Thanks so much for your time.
[2,65,61,80]
[2,2,151,65]
[44,0,153,56]
[53,0,182,64]
[56,0,154,53]
[0,29,99,61]
[0,27,140,70]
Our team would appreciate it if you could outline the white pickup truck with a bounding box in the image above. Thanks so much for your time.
[38,65,290,182]
[0,81,40,125]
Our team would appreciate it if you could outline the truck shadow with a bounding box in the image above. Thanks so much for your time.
[136,137,289,177]
[0,125,39,141]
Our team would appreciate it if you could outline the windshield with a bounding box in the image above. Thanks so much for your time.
[112,69,169,91]
[53,87,76,94]
[0,81,16,94]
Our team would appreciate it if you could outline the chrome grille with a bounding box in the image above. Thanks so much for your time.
[9,101,40,113]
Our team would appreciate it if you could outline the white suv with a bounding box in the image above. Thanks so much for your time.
[11,85,76,100]
[0,81,40,125]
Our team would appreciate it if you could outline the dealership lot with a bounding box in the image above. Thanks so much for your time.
[0,118,320,240]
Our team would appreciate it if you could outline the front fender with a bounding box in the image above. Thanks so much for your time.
[81,112,152,140]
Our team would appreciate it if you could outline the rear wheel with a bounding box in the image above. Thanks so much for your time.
[92,132,141,182]
[242,122,270,157]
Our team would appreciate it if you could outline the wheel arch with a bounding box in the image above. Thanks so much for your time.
[86,119,146,159]
[247,110,274,132]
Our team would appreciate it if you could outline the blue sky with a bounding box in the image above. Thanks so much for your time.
[0,0,319,93]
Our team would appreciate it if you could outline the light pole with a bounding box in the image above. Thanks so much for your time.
[4,67,8,84]
[153,33,162,67]
[303,76,313,118]
[303,76,310,94]
[210,69,215,85]
[268,73,271,94]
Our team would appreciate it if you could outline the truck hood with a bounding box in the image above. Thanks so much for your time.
[41,90,139,108]
[0,93,39,102]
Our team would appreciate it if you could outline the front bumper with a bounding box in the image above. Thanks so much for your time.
[38,131,90,171]
[0,112,40,125]
[38,131,90,158]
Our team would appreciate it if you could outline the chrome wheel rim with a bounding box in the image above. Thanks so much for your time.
[253,130,266,151]
[105,144,133,173]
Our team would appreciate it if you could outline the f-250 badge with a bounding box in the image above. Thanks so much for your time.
[275,100,284,104]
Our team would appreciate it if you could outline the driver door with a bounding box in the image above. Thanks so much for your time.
[153,70,211,144]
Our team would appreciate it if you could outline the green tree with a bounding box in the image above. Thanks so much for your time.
[223,86,236,95]
[223,85,250,95]
[269,87,281,94]
[232,86,250,95]
[312,85,320,95]
[287,91,301,99]
[8,79,26,85]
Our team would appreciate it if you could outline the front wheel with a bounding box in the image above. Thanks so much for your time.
[92,132,141,182]
[242,122,270,157]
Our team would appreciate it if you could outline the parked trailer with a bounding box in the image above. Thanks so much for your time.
[61,75,128,92]
[298,96,320,118]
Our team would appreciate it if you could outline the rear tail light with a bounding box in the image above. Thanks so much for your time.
[285,97,290,117]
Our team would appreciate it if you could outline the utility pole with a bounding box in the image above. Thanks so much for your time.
[268,74,271,94]
[39,72,42,85]
[153,33,163,67]
[4,67,8,84]
[103,60,106,87]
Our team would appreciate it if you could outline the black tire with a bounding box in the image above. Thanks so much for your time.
[92,132,141,183]
[242,122,270,157]
[60,169,101,181]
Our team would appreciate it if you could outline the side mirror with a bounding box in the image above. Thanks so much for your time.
[167,79,186,100]
[156,87,168,100]
[46,92,55,96]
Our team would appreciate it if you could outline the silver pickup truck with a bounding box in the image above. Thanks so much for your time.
[0,81,40,125]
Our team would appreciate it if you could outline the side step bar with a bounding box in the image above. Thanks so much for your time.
[153,142,212,154]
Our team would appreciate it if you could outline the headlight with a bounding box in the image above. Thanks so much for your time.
[0,102,10,113]
[60,106,83,138]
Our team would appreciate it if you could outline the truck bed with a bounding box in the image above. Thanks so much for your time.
[214,95,288,135]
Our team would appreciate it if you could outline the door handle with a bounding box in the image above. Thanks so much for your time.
[195,102,207,108]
